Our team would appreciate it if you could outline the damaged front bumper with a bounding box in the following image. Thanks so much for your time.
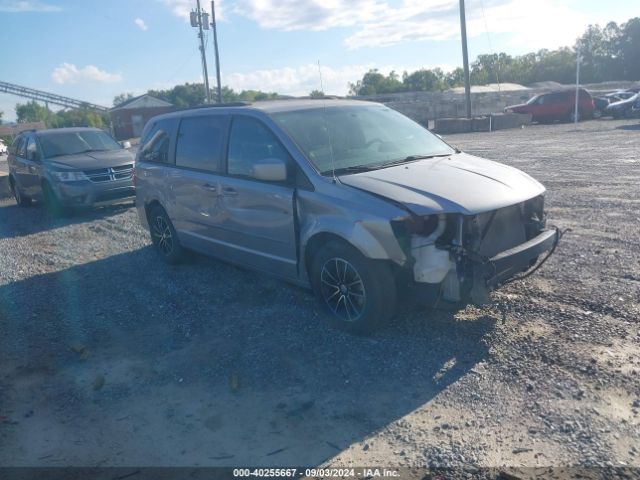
[405,199,561,306]
[464,227,559,304]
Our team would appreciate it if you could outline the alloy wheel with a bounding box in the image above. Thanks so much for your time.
[319,257,366,322]
[153,215,173,255]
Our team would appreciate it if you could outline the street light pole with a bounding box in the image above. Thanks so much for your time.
[459,0,472,119]
[574,47,581,127]
[194,0,211,103]
[211,1,222,103]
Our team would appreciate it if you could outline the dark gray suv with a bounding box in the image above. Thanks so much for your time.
[8,127,135,215]
[136,100,558,332]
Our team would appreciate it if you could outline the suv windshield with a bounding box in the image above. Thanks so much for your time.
[272,105,454,174]
[38,130,122,158]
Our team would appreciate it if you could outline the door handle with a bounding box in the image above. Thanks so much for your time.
[222,187,238,196]
[201,183,218,193]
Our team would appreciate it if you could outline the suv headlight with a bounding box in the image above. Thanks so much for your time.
[51,171,88,182]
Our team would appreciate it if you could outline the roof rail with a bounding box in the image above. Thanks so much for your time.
[175,102,252,113]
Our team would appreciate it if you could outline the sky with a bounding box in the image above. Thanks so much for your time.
[0,0,637,121]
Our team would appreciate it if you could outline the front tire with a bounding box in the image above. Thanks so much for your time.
[10,176,31,207]
[310,240,396,334]
[149,205,184,264]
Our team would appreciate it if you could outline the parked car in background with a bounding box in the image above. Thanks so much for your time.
[0,139,7,155]
[604,93,640,119]
[605,90,636,103]
[136,100,558,333]
[504,89,594,123]
[592,96,610,118]
[7,127,135,215]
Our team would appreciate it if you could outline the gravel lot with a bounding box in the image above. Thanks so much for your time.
[0,119,639,473]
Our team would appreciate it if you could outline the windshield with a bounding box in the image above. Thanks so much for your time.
[38,130,122,158]
[271,105,454,174]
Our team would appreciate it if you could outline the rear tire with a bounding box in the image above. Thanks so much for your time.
[10,176,31,207]
[310,240,396,334]
[149,205,184,264]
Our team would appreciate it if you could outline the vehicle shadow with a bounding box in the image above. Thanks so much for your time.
[0,247,494,467]
[0,199,135,240]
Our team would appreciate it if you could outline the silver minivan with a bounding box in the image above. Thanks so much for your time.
[135,100,558,332]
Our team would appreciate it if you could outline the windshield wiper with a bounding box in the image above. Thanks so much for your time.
[395,153,452,163]
[323,152,455,176]
[322,165,381,175]
[78,148,109,154]
[367,153,453,169]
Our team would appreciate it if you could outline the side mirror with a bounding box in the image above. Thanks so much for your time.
[251,158,287,182]
[121,141,132,149]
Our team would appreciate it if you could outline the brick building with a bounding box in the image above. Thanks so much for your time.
[109,95,174,140]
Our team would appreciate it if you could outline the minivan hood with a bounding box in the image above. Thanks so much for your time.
[45,149,134,170]
[338,152,545,215]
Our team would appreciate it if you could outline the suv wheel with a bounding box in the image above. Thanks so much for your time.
[149,206,184,264]
[310,240,396,334]
[10,176,31,207]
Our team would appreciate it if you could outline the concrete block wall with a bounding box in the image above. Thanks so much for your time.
[354,81,639,127]
[355,89,538,126]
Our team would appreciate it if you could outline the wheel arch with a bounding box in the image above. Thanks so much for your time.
[144,198,165,223]
[301,221,404,283]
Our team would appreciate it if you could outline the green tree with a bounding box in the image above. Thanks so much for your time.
[620,17,640,79]
[148,83,207,108]
[49,109,109,129]
[445,67,465,88]
[0,110,3,124]
[15,101,51,123]
[113,92,134,107]
[309,89,325,98]
[402,68,447,92]
[349,69,405,95]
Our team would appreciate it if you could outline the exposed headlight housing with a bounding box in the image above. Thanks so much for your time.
[51,171,88,182]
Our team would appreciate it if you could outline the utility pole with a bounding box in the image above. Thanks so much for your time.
[574,46,581,127]
[459,0,472,119]
[191,0,211,103]
[211,1,222,103]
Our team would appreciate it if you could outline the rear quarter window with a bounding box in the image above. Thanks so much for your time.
[15,136,27,157]
[139,118,177,164]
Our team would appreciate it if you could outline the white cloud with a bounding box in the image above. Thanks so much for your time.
[159,0,192,20]
[0,0,61,12]
[344,0,592,50]
[51,63,122,85]
[233,0,387,31]
[223,0,603,51]
[134,17,148,31]
[223,62,454,96]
